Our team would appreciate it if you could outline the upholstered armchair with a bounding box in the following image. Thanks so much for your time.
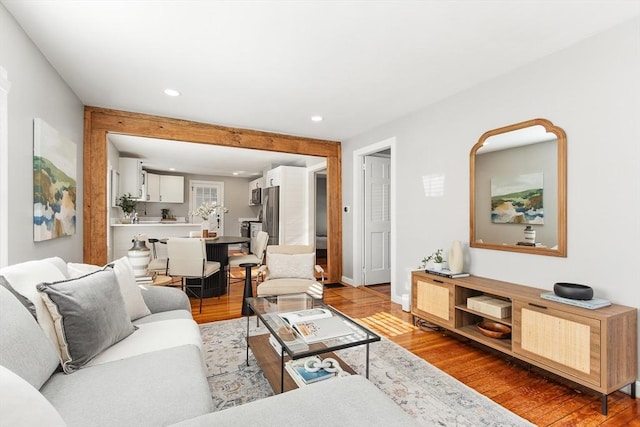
[256,245,324,299]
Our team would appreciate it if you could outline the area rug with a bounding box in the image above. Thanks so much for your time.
[200,318,533,426]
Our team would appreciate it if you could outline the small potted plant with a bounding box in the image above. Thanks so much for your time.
[419,249,444,271]
[116,193,137,223]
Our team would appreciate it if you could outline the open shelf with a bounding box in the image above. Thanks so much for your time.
[456,324,512,352]
[455,304,512,327]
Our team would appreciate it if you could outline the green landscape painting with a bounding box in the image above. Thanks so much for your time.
[33,119,77,241]
[491,172,543,224]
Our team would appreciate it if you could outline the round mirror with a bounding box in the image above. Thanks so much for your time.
[470,118,566,257]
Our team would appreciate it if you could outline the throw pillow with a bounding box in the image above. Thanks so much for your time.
[0,275,36,319]
[37,268,136,374]
[266,252,316,280]
[67,257,151,321]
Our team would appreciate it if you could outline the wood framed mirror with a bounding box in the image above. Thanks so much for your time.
[470,118,566,257]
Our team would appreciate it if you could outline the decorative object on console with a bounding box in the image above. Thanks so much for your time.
[476,321,511,339]
[523,225,536,243]
[467,295,511,318]
[541,292,611,309]
[419,249,444,271]
[448,240,464,274]
[127,234,150,277]
[553,282,593,300]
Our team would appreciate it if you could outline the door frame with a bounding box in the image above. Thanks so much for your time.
[83,107,343,283]
[351,137,396,297]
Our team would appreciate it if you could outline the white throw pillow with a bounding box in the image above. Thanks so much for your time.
[0,365,67,427]
[67,257,151,321]
[266,252,315,280]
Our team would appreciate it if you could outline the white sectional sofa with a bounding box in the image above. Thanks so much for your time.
[0,257,419,427]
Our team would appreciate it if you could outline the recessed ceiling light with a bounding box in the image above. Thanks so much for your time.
[164,88,180,97]
[169,167,176,171]
[311,116,323,122]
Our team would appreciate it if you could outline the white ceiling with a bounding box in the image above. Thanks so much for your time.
[3,1,639,175]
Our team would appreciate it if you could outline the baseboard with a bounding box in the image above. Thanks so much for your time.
[340,276,357,287]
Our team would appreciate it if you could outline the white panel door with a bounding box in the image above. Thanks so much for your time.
[363,155,391,285]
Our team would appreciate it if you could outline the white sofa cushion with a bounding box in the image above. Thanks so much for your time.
[37,269,137,373]
[68,257,151,321]
[84,318,202,367]
[0,365,67,427]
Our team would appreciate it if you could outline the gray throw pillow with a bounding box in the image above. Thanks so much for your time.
[0,275,37,319]
[37,268,136,374]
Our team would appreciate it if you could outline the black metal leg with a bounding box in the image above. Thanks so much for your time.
[280,348,285,393]
[240,263,257,316]
[246,315,250,366]
[631,382,636,399]
[601,393,608,415]
[365,342,370,379]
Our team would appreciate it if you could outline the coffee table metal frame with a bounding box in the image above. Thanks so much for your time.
[245,293,381,393]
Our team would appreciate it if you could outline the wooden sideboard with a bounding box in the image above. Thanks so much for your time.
[411,271,637,414]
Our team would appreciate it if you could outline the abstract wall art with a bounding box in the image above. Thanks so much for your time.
[491,172,543,224]
[33,118,77,241]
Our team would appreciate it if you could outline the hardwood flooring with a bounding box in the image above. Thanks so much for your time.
[186,275,639,426]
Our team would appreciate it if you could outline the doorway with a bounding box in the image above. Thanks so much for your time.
[363,153,390,285]
[352,138,396,294]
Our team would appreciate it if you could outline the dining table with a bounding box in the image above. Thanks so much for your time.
[186,235,251,298]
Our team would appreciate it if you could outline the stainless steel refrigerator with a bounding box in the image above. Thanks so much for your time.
[262,186,280,245]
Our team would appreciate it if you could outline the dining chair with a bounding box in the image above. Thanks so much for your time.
[228,231,269,286]
[135,234,168,275]
[166,237,221,313]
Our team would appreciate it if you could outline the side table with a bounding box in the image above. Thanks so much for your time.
[240,263,258,316]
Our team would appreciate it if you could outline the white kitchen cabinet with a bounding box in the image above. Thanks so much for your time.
[248,176,265,205]
[119,157,144,200]
[145,172,160,202]
[159,175,184,203]
[265,168,281,188]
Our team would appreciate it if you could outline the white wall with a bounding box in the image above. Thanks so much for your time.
[0,5,84,264]
[342,18,640,375]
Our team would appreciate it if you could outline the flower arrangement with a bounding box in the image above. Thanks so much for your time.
[189,202,228,221]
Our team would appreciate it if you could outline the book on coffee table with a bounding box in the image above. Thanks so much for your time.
[284,357,339,387]
[280,308,353,343]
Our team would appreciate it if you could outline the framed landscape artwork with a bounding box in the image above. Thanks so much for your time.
[33,118,77,241]
[490,172,543,224]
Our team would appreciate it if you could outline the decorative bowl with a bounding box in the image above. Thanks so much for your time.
[553,282,593,300]
[476,321,511,339]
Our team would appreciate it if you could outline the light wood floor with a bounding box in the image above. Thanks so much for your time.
[184,274,639,426]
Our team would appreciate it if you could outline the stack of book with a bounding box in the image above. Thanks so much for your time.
[424,268,469,279]
[135,275,154,284]
[284,357,340,387]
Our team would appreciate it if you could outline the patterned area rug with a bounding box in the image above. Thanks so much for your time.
[200,318,533,426]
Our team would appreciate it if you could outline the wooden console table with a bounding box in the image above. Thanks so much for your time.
[411,271,637,415]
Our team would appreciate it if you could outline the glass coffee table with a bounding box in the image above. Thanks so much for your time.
[245,293,381,393]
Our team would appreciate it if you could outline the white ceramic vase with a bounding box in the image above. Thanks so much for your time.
[127,238,150,277]
[448,240,464,274]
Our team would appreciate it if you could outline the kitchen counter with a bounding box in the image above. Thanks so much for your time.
[111,222,201,261]
[111,222,198,227]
